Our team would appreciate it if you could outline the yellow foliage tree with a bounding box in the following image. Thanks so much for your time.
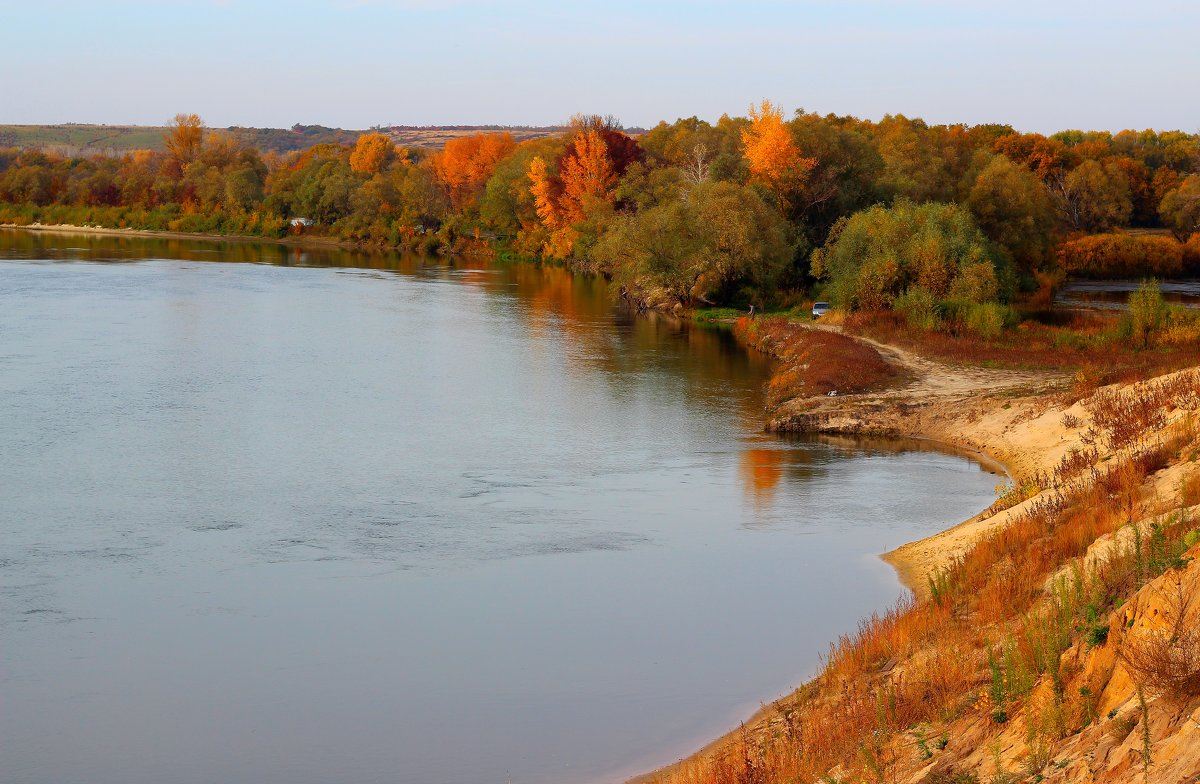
[350,132,396,175]
[163,113,204,176]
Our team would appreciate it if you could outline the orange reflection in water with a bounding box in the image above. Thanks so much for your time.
[739,447,785,506]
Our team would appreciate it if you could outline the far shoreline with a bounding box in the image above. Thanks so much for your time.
[1,221,380,253]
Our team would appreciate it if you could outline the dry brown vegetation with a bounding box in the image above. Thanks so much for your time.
[1118,577,1200,702]
[843,309,1200,386]
[732,316,902,406]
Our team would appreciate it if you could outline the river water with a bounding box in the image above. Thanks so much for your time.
[0,229,999,784]
[1055,279,1200,311]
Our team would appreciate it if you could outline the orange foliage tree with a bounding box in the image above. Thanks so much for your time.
[557,129,616,224]
[993,132,1073,180]
[527,127,639,258]
[432,132,517,209]
[527,154,563,231]
[349,132,396,175]
[741,100,815,192]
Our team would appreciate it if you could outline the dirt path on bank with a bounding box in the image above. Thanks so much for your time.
[814,323,1058,402]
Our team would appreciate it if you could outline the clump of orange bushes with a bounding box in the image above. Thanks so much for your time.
[732,316,900,407]
[1056,232,1193,278]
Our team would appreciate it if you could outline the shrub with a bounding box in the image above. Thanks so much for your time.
[1128,279,1168,347]
[921,769,979,784]
[733,317,898,404]
[1056,233,1185,279]
[811,200,1008,311]
[894,288,940,331]
[1185,233,1200,272]
[1157,305,1200,346]
[965,303,1018,339]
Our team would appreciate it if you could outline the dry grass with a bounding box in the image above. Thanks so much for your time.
[733,316,901,407]
[843,310,1200,384]
[1082,370,1200,450]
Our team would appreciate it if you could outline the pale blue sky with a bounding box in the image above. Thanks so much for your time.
[6,0,1198,133]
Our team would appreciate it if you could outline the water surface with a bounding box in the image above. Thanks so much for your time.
[1055,278,1200,311]
[0,230,1000,784]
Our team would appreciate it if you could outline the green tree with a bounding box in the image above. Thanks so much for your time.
[966,154,1056,272]
[786,111,885,246]
[224,166,265,212]
[592,181,794,307]
[294,159,357,224]
[479,136,567,242]
[811,200,1006,310]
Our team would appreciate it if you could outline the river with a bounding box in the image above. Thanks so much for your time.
[0,229,999,784]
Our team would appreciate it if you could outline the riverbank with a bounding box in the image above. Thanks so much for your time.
[639,317,1200,784]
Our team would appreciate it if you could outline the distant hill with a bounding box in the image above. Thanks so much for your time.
[0,123,646,156]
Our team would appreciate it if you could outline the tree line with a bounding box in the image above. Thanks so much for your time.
[2,108,1198,320]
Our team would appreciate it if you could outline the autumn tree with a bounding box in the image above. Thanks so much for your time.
[349,132,396,175]
[741,100,815,192]
[993,132,1073,180]
[431,132,517,209]
[873,114,960,202]
[479,136,566,241]
[1109,155,1156,226]
[163,113,205,176]
[966,154,1057,272]
[526,126,641,258]
[1052,159,1133,232]
[0,163,54,205]
[558,130,616,220]
[1159,175,1200,241]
